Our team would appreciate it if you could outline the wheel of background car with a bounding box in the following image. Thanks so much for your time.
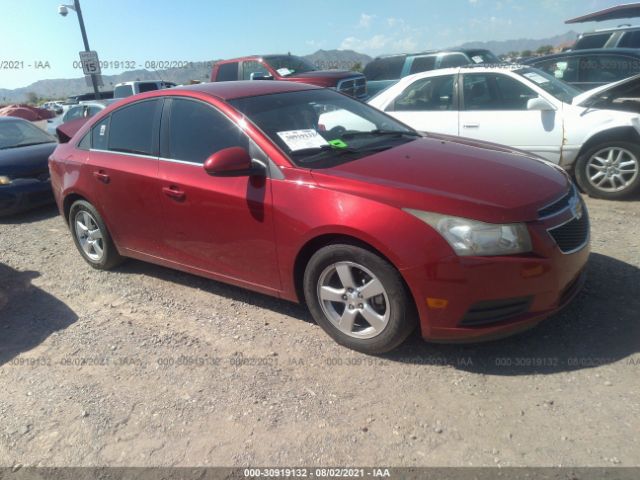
[303,244,416,354]
[575,141,640,199]
[69,200,124,270]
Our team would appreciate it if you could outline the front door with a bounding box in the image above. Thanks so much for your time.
[157,97,280,291]
[458,72,564,163]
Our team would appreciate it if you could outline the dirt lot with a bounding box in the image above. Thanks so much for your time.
[0,196,639,468]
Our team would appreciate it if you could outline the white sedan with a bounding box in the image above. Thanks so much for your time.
[368,65,640,199]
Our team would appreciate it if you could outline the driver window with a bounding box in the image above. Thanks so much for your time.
[463,74,536,111]
[168,98,248,164]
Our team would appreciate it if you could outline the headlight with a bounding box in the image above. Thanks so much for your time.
[404,209,532,256]
[0,176,12,185]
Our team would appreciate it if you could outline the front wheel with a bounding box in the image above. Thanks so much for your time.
[303,244,416,354]
[575,141,640,199]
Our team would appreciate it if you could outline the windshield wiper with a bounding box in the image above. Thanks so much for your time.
[341,130,421,139]
[296,144,392,164]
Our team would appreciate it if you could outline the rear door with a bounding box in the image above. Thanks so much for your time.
[157,97,279,290]
[458,72,563,162]
[84,99,164,254]
[384,73,458,135]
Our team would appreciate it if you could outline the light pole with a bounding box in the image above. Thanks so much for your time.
[58,0,101,100]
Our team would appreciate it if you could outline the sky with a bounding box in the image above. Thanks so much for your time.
[0,0,629,89]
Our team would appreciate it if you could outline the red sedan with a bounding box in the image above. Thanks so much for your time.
[49,81,590,353]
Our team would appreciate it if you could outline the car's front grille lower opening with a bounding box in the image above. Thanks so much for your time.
[548,214,589,254]
[459,296,533,327]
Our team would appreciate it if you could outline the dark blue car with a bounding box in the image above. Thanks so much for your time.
[0,117,57,216]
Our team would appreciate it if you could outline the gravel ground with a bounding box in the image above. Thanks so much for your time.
[0,195,639,468]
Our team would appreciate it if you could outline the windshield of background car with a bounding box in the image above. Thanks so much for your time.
[515,67,581,103]
[0,120,56,149]
[229,89,419,168]
[263,55,316,77]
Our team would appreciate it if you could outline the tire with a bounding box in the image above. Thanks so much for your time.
[303,244,416,354]
[575,141,640,199]
[69,200,124,270]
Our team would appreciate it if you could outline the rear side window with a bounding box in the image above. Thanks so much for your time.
[409,56,436,75]
[78,131,91,150]
[91,116,110,150]
[108,99,160,155]
[574,33,611,49]
[114,85,133,98]
[439,53,470,68]
[392,75,455,111]
[138,82,159,93]
[619,30,640,48]
[216,62,239,81]
[167,98,248,164]
[363,57,405,81]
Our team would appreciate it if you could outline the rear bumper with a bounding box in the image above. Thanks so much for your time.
[0,180,54,216]
[402,241,590,342]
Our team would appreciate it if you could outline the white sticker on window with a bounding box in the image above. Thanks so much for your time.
[99,124,106,136]
[471,55,484,64]
[276,67,293,76]
[523,72,550,84]
[277,129,328,151]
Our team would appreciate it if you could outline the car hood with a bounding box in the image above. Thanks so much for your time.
[310,134,570,224]
[0,142,57,177]
[291,70,363,80]
[573,73,640,107]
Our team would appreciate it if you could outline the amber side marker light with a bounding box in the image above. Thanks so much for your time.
[427,298,449,309]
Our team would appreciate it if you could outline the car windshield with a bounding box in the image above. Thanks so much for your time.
[515,67,581,103]
[262,55,317,77]
[0,120,56,150]
[229,89,420,168]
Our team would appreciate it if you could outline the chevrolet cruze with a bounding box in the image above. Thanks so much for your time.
[49,82,590,353]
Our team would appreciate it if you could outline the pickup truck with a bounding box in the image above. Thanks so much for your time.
[364,49,499,97]
[211,54,367,100]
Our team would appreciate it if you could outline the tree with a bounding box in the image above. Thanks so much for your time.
[536,45,554,56]
[521,49,532,58]
[26,92,38,105]
[351,62,363,73]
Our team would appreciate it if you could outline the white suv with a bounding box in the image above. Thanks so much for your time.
[113,81,176,98]
[368,65,640,199]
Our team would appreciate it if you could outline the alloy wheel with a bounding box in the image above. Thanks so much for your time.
[586,146,639,193]
[74,210,105,262]
[317,261,390,339]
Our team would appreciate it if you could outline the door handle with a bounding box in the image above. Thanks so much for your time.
[162,186,185,201]
[463,123,479,128]
[93,170,110,183]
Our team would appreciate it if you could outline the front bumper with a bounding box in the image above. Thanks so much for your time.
[0,180,54,216]
[402,203,590,342]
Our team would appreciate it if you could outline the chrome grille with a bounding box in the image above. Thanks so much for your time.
[337,76,367,99]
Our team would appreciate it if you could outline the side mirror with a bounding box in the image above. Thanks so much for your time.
[249,72,274,81]
[527,97,555,111]
[203,147,262,177]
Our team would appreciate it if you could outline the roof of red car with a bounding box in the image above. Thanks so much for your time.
[169,80,320,101]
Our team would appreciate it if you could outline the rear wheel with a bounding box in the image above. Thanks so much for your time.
[575,141,640,199]
[303,244,416,354]
[69,200,124,270]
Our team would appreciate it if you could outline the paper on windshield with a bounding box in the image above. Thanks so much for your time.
[277,129,328,151]
[523,72,549,84]
[277,67,293,76]
[471,55,484,63]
